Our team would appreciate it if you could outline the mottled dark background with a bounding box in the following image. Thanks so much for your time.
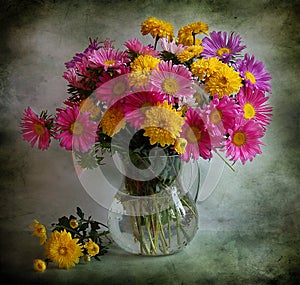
[0,0,299,284]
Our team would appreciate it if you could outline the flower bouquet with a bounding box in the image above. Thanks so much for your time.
[21,17,272,256]
[30,207,111,271]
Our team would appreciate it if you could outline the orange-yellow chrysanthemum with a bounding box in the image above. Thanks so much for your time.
[29,219,47,245]
[142,101,185,147]
[177,45,204,62]
[190,57,223,80]
[130,54,160,87]
[178,22,209,46]
[84,238,100,257]
[100,103,126,137]
[205,64,243,98]
[45,229,83,269]
[141,17,174,41]
[79,97,101,120]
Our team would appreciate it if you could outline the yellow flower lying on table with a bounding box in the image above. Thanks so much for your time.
[29,207,111,271]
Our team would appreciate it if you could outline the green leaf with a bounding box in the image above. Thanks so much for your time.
[58,216,69,227]
[77,207,84,219]
[79,223,89,231]
[91,221,100,231]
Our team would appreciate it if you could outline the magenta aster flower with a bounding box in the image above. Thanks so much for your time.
[149,61,194,100]
[236,86,272,128]
[202,95,241,143]
[96,68,131,107]
[236,53,272,93]
[55,105,97,152]
[224,117,265,164]
[88,48,130,71]
[63,57,95,91]
[180,107,212,162]
[202,31,246,63]
[65,38,103,69]
[124,38,159,56]
[123,91,166,129]
[20,107,51,150]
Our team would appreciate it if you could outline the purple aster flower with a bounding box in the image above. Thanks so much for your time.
[202,31,246,63]
[65,38,103,69]
[236,53,272,93]
[64,38,115,69]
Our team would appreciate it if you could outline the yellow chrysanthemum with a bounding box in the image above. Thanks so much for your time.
[205,64,243,98]
[69,219,79,229]
[45,229,83,269]
[174,138,187,154]
[79,97,101,120]
[142,101,185,147]
[178,22,209,46]
[84,238,100,257]
[100,104,126,137]
[188,22,209,35]
[33,259,47,272]
[29,219,47,245]
[130,54,160,87]
[177,45,204,62]
[141,17,174,41]
[190,57,223,80]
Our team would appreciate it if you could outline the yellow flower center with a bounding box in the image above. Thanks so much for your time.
[219,75,229,86]
[209,109,223,124]
[162,78,179,95]
[185,126,202,143]
[112,79,128,96]
[104,59,116,67]
[244,71,256,84]
[70,122,84,136]
[243,103,256,119]
[232,131,247,146]
[216,47,231,57]
[59,246,68,256]
[34,123,45,136]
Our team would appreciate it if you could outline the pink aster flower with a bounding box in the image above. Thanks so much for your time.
[236,53,272,93]
[202,95,241,144]
[55,105,97,152]
[236,86,272,129]
[180,107,212,162]
[88,48,130,71]
[96,68,131,107]
[123,91,166,129]
[64,37,103,69]
[20,107,52,150]
[124,38,159,56]
[63,57,96,91]
[160,38,186,55]
[202,31,246,63]
[224,117,265,164]
[149,61,194,100]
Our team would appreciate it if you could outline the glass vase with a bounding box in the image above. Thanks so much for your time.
[107,154,199,256]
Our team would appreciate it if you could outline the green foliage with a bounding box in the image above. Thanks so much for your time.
[51,207,111,259]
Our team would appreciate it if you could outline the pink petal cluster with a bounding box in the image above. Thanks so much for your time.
[55,105,98,152]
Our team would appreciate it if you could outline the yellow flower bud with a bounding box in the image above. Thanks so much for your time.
[33,259,46,272]
[69,219,79,229]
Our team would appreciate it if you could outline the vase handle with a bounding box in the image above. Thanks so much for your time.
[193,154,225,202]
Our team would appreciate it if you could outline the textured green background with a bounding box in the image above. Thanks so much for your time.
[0,0,299,284]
